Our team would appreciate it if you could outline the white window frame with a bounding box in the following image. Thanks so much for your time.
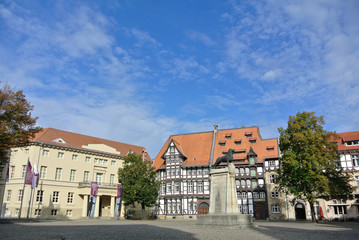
[197,182,203,193]
[40,166,47,179]
[271,192,279,198]
[66,210,72,216]
[70,170,76,182]
[36,190,44,202]
[42,150,49,156]
[174,182,180,193]
[51,209,58,216]
[34,209,41,216]
[10,166,15,178]
[67,192,74,204]
[110,174,115,185]
[84,171,89,183]
[18,189,23,202]
[55,168,62,181]
[272,205,281,214]
[188,182,193,193]
[52,191,59,203]
[22,165,26,178]
[353,154,359,167]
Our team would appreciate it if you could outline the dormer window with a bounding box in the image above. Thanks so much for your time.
[266,146,275,151]
[249,137,256,143]
[245,131,252,137]
[218,140,226,146]
[52,138,67,144]
[234,139,242,145]
[345,140,359,146]
[225,133,232,139]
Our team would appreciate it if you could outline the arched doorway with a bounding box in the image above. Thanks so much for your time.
[295,203,306,220]
[254,203,267,220]
[198,202,209,215]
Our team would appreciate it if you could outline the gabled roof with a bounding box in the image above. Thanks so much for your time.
[154,131,214,170]
[30,128,150,160]
[161,139,188,160]
[336,131,359,151]
[154,126,279,170]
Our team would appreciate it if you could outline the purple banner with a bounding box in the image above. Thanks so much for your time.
[25,160,32,185]
[91,181,98,197]
[88,181,99,217]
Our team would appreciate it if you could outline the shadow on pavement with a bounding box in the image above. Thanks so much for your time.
[0,223,198,240]
[253,223,359,240]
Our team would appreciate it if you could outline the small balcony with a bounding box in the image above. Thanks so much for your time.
[78,182,117,189]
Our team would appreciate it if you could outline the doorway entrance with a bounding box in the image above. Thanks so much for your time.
[295,203,306,220]
[99,195,112,217]
[254,203,267,220]
[198,202,209,215]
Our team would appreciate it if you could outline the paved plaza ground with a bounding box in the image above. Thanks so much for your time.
[1,218,359,240]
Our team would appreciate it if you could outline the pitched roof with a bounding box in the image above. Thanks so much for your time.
[154,131,214,170]
[154,126,279,170]
[335,131,359,151]
[30,128,150,160]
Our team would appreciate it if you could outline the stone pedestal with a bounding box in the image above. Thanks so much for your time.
[197,163,252,227]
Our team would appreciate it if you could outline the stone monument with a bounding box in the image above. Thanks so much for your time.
[197,150,252,227]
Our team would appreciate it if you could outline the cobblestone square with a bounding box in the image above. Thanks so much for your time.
[1,219,359,240]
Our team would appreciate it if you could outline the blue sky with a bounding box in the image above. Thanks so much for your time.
[1,0,358,158]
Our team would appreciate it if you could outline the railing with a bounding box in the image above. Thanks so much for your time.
[78,182,117,189]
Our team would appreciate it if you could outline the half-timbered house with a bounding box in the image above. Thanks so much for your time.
[154,125,279,219]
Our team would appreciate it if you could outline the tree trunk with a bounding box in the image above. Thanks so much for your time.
[141,203,145,220]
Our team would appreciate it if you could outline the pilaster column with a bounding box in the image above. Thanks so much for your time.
[110,196,115,218]
[82,195,88,217]
[94,195,100,217]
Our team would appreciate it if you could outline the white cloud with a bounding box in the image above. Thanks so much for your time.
[186,30,215,46]
[166,57,209,82]
[130,28,161,48]
[222,0,359,131]
[54,8,113,57]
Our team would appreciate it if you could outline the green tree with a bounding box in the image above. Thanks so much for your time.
[277,111,352,222]
[0,84,42,165]
[118,152,160,219]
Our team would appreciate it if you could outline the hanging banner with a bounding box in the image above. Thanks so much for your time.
[25,160,33,185]
[31,164,39,189]
[114,183,122,219]
[88,181,98,217]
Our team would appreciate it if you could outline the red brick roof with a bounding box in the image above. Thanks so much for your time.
[154,126,278,170]
[336,131,359,151]
[30,128,150,160]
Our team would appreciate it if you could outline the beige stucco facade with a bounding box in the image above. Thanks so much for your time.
[0,142,126,219]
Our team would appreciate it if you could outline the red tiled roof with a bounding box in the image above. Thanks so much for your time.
[154,126,279,170]
[30,128,150,160]
[335,131,359,151]
[154,131,214,170]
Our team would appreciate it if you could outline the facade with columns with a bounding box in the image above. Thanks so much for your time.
[0,128,149,219]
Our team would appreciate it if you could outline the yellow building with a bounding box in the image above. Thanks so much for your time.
[0,128,149,219]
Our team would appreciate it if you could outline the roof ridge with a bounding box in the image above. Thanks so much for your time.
[38,128,145,149]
